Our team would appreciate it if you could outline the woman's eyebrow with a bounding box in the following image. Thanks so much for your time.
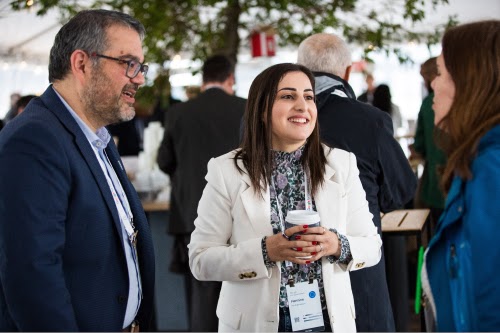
[278,87,296,92]
[277,88,314,92]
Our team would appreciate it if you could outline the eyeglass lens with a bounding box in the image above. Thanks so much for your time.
[127,61,148,78]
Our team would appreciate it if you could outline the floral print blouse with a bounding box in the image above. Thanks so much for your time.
[261,145,352,309]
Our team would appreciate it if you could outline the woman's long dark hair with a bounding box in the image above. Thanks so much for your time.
[436,20,500,192]
[372,84,393,116]
[234,63,326,197]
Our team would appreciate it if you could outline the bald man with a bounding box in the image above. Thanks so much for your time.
[298,33,417,332]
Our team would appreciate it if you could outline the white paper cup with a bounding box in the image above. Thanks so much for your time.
[285,210,321,232]
[285,210,321,259]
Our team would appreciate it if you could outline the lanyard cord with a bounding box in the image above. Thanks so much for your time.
[271,170,311,233]
[271,169,315,281]
[101,148,135,232]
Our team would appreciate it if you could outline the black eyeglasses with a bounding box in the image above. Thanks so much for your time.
[91,52,149,79]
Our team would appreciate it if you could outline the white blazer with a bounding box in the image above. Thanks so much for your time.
[189,146,382,332]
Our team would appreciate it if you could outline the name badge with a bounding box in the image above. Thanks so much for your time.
[286,280,325,332]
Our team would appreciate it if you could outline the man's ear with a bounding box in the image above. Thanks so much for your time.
[343,65,352,82]
[70,50,90,83]
[223,73,236,95]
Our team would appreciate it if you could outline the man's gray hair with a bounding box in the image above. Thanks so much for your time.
[297,33,352,77]
[48,9,145,83]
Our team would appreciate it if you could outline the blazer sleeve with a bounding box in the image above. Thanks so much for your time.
[377,113,417,212]
[0,122,78,330]
[342,152,382,271]
[188,158,271,282]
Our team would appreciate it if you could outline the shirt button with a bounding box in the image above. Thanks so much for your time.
[458,206,463,212]
[117,295,127,303]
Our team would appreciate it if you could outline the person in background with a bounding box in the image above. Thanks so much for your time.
[357,73,375,104]
[110,71,181,156]
[298,33,416,332]
[157,54,246,332]
[107,119,142,156]
[372,84,404,133]
[2,92,20,124]
[189,63,381,332]
[422,20,500,332]
[0,9,155,331]
[185,85,201,100]
[1,95,36,129]
[15,95,37,116]
[144,70,181,126]
[410,57,447,229]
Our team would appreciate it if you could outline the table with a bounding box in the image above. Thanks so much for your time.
[382,208,430,245]
[142,200,170,212]
[382,208,430,331]
[394,133,415,140]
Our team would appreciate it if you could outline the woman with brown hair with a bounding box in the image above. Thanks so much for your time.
[422,20,500,331]
[188,63,381,332]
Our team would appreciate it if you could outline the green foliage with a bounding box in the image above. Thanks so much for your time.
[10,0,456,65]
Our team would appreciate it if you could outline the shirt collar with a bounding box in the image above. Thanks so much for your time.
[312,72,356,99]
[52,88,111,149]
[272,144,305,165]
[315,74,345,95]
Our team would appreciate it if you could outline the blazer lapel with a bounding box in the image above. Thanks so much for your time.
[39,86,124,239]
[314,163,344,230]
[239,166,273,236]
[105,143,147,226]
[106,139,155,288]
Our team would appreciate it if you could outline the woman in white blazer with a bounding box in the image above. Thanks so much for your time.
[189,63,381,332]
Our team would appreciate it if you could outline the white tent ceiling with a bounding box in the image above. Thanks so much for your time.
[0,0,498,66]
[0,0,498,119]
[0,6,62,64]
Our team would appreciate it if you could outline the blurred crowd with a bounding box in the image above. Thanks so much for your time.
[0,10,498,332]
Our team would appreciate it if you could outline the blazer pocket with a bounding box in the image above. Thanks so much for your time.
[216,301,243,330]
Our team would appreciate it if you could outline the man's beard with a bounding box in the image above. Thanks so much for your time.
[82,68,136,127]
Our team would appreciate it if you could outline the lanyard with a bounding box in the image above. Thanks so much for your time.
[271,171,312,233]
[99,147,135,236]
[271,170,315,280]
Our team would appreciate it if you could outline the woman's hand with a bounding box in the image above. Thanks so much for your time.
[300,226,341,260]
[265,225,340,264]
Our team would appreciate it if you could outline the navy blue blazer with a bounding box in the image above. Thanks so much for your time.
[0,86,155,331]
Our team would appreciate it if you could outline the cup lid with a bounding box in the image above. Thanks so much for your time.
[285,210,320,224]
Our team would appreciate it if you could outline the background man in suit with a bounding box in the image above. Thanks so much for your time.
[297,33,417,332]
[157,54,246,332]
[0,10,155,331]
[2,92,20,124]
[358,73,376,104]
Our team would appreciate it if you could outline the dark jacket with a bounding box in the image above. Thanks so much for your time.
[107,118,141,156]
[314,72,416,332]
[157,87,246,234]
[0,86,155,331]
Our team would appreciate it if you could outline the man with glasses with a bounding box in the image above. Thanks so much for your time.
[0,9,155,332]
